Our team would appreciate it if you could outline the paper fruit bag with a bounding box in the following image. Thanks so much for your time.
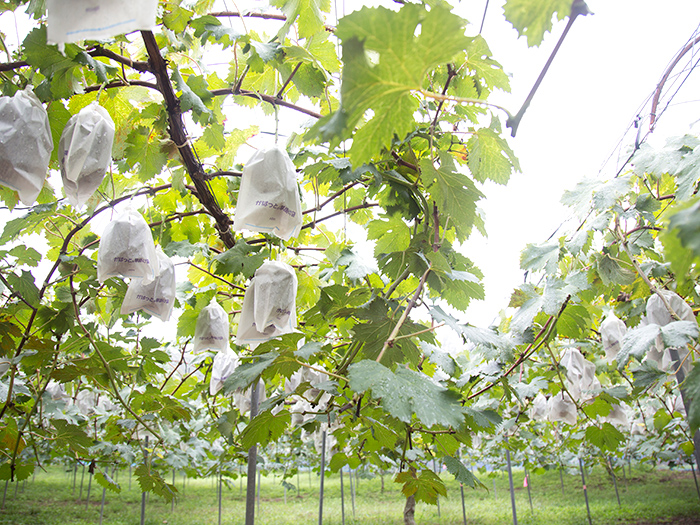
[120,247,176,321]
[233,147,302,241]
[0,87,53,205]
[97,207,158,283]
[236,261,297,346]
[194,299,230,353]
[47,0,158,44]
[59,102,115,208]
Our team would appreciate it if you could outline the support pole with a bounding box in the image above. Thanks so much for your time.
[218,468,223,525]
[318,429,327,525]
[340,469,346,525]
[79,463,86,502]
[608,457,621,507]
[525,469,533,514]
[460,484,467,525]
[99,466,108,525]
[85,466,93,510]
[505,438,518,525]
[245,381,260,525]
[579,458,593,525]
[141,436,149,525]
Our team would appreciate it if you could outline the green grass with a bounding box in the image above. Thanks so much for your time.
[0,464,699,524]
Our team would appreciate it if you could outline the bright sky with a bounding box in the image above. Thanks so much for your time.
[457,0,700,326]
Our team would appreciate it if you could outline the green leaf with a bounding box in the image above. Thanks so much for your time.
[596,252,636,286]
[631,362,665,390]
[51,420,94,456]
[124,126,169,181]
[503,0,573,47]
[660,320,698,349]
[348,360,464,428]
[682,363,700,433]
[466,124,520,184]
[443,456,483,489]
[618,324,659,368]
[95,471,121,494]
[668,198,700,258]
[520,242,559,273]
[421,152,483,243]
[6,271,40,305]
[395,469,447,504]
[134,464,178,503]
[584,422,626,453]
[332,4,470,165]
[240,409,291,449]
[223,353,279,393]
[366,216,411,257]
[172,69,211,118]
[270,0,330,39]
[213,239,266,279]
[336,248,375,281]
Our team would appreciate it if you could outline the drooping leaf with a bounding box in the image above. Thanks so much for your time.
[682,363,700,433]
[443,456,483,489]
[503,0,575,47]
[240,409,291,449]
[348,360,464,429]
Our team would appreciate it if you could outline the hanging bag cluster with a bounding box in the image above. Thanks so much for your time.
[236,261,297,347]
[120,247,176,321]
[209,350,240,396]
[59,102,115,208]
[194,299,230,353]
[233,146,302,241]
[97,207,158,283]
[0,87,53,205]
[46,0,158,44]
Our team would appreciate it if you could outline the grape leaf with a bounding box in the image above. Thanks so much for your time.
[682,363,700,433]
[466,124,520,185]
[348,360,464,429]
[213,239,267,279]
[271,0,330,39]
[585,422,625,453]
[443,456,483,489]
[395,469,447,504]
[240,409,291,449]
[503,0,573,47]
[327,4,470,165]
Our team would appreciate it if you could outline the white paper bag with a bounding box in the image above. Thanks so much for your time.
[120,247,176,321]
[0,87,53,205]
[209,349,240,396]
[233,146,302,241]
[547,392,578,426]
[236,261,297,346]
[194,299,230,353]
[600,314,626,364]
[644,291,696,375]
[97,207,158,283]
[59,102,115,208]
[46,0,158,44]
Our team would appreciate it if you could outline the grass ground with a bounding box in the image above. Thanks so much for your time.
[0,462,698,525]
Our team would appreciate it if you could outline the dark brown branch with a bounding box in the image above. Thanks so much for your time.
[0,60,28,73]
[88,46,151,73]
[203,170,242,180]
[430,64,457,131]
[277,62,302,98]
[85,80,159,93]
[210,87,323,119]
[141,30,235,249]
[209,11,335,32]
[506,0,592,137]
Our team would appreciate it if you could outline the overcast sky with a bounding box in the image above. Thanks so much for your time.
[455,0,700,326]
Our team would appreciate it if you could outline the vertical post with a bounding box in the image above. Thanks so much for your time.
[433,458,440,518]
[129,465,132,491]
[460,484,467,525]
[296,466,300,497]
[72,462,77,495]
[240,464,243,497]
[560,465,565,495]
[99,466,108,525]
[349,469,356,518]
[245,381,260,525]
[141,436,149,525]
[608,457,621,507]
[505,438,518,525]
[493,475,497,500]
[218,468,223,525]
[690,456,700,502]
[525,469,533,514]
[79,463,86,501]
[579,458,593,525]
[85,465,93,510]
[318,429,327,525]
[12,479,19,500]
[172,470,176,512]
[340,468,346,525]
